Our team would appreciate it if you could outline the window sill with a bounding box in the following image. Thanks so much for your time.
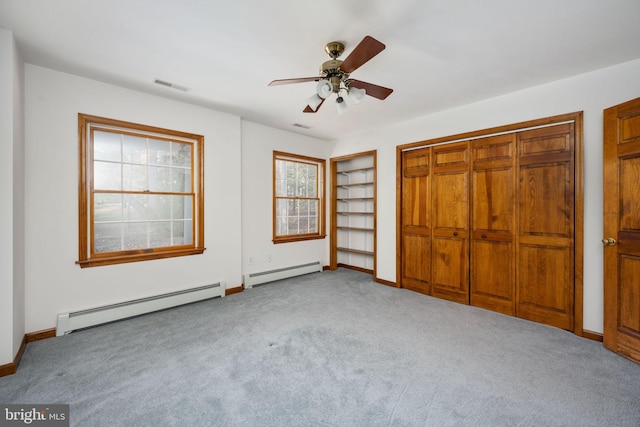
[77,247,206,268]
[272,235,326,244]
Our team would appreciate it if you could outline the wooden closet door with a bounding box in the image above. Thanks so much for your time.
[432,142,470,304]
[401,147,432,294]
[471,134,516,315]
[603,97,640,363]
[516,123,575,331]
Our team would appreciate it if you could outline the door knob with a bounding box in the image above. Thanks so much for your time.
[601,237,616,246]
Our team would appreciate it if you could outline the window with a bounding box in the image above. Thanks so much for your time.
[273,151,326,243]
[77,114,205,267]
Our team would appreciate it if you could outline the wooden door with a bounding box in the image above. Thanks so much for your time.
[432,142,470,304]
[470,134,516,315]
[603,97,640,363]
[401,147,432,294]
[516,123,575,330]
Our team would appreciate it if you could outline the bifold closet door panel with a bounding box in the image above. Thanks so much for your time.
[516,123,575,331]
[431,142,470,304]
[470,134,516,315]
[401,148,432,294]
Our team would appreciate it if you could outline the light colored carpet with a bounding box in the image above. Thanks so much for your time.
[1,268,639,426]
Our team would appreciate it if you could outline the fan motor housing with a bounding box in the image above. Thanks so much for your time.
[321,59,343,75]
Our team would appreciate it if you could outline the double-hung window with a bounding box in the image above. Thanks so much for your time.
[77,114,205,267]
[273,151,326,243]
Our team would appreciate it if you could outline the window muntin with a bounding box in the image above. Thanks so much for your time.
[78,114,204,267]
[273,151,326,243]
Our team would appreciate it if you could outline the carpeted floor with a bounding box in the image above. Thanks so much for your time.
[1,268,639,426]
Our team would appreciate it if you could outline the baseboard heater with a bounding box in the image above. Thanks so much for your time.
[243,261,322,289]
[56,282,226,336]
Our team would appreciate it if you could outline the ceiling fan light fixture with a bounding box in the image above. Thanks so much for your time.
[348,86,366,104]
[336,96,348,115]
[307,93,324,111]
[316,80,333,99]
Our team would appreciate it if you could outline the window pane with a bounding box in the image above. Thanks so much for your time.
[149,139,171,166]
[94,161,121,190]
[173,142,192,168]
[171,167,191,192]
[123,222,148,250]
[94,131,121,162]
[299,199,309,216]
[94,193,122,222]
[287,199,298,216]
[173,220,192,245]
[299,216,309,234]
[172,196,193,220]
[286,161,297,180]
[149,221,172,248]
[123,164,147,191]
[94,223,122,253]
[276,179,286,196]
[148,195,171,220]
[148,166,171,192]
[307,180,316,198]
[123,194,148,221]
[123,135,147,164]
[287,217,298,235]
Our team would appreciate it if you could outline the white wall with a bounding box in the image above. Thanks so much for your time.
[241,121,335,275]
[12,31,25,361]
[332,58,640,334]
[23,65,243,332]
[0,29,16,365]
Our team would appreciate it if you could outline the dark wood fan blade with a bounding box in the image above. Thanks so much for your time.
[303,98,325,113]
[349,80,393,100]
[339,36,386,74]
[268,77,319,86]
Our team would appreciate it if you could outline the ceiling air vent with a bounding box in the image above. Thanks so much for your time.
[292,123,311,129]
[153,79,190,92]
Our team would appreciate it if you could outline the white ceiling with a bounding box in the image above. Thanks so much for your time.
[2,0,640,140]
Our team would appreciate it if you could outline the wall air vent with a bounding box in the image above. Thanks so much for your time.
[153,78,190,92]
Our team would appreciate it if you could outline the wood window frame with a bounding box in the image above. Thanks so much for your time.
[273,151,326,244]
[77,113,205,268]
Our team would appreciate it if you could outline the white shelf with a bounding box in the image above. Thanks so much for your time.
[332,152,376,273]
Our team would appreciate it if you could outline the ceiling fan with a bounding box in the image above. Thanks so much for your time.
[268,36,393,114]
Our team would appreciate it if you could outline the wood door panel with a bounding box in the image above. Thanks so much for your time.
[473,141,512,162]
[620,112,640,142]
[519,123,573,156]
[402,173,430,228]
[432,236,468,303]
[433,172,468,229]
[471,240,514,315]
[517,243,573,329]
[403,148,430,175]
[473,167,513,232]
[519,163,572,237]
[620,155,640,231]
[434,145,468,168]
[619,255,640,333]
[402,234,431,293]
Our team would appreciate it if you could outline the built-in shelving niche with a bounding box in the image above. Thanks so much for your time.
[330,151,376,275]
